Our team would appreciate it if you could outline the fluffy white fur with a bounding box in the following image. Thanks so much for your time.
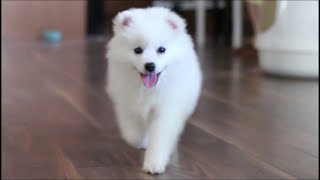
[106,7,202,174]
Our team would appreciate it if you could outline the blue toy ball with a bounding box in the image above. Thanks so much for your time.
[43,30,62,43]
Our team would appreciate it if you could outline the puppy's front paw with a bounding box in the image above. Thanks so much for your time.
[142,159,166,174]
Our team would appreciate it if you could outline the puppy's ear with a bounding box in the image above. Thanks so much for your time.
[166,11,187,32]
[113,10,132,33]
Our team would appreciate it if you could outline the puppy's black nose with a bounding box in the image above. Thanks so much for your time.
[144,63,155,72]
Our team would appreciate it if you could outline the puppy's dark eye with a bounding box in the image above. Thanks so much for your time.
[157,47,166,54]
[134,47,143,54]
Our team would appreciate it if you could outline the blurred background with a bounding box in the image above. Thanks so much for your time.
[2,0,319,179]
[2,0,263,47]
[2,0,318,77]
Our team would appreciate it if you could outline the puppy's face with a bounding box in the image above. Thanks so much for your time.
[108,7,189,88]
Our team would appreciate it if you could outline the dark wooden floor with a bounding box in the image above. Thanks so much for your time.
[2,38,319,179]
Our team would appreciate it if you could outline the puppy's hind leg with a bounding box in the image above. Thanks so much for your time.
[115,107,148,149]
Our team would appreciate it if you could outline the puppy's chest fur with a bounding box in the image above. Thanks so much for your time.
[130,87,160,122]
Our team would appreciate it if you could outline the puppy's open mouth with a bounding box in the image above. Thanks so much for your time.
[139,72,161,88]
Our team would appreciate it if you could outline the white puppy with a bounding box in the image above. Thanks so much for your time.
[106,7,202,174]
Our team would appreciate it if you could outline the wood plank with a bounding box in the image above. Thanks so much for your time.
[2,39,318,179]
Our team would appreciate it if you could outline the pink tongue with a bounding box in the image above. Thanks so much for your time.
[141,73,158,88]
